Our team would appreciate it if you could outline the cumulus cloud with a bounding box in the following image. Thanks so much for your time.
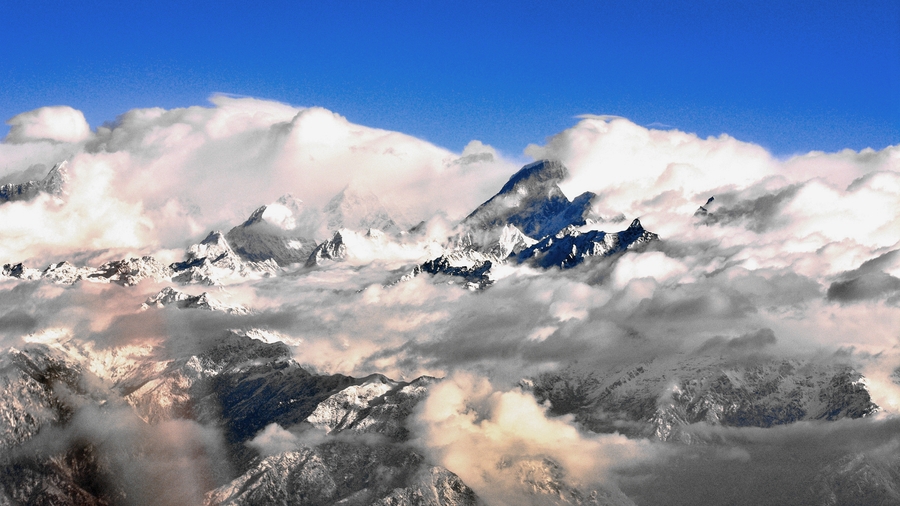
[0,96,517,264]
[412,373,651,505]
[696,327,778,354]
[529,117,899,278]
[5,106,92,144]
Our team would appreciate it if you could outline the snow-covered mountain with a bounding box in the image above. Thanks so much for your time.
[515,219,658,269]
[323,186,401,235]
[142,287,251,315]
[530,350,878,442]
[0,161,68,203]
[463,159,595,239]
[2,256,172,286]
[1,157,897,505]
[171,230,279,285]
[0,325,476,506]
[225,196,318,267]
[405,161,659,287]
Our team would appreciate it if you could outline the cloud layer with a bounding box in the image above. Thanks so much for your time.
[1,98,899,505]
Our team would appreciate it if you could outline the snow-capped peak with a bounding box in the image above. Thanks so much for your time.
[463,159,596,239]
[323,185,401,234]
[0,160,68,203]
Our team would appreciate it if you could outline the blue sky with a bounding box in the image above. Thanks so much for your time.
[1,0,898,157]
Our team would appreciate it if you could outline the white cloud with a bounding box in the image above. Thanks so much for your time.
[6,106,92,144]
[412,373,651,505]
[0,96,517,264]
[246,423,303,456]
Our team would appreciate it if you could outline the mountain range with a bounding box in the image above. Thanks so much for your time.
[0,159,896,505]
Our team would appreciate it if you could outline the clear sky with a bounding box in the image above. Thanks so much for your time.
[1,0,898,157]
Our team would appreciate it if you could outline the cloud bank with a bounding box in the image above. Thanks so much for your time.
[1,95,517,264]
[1,97,898,505]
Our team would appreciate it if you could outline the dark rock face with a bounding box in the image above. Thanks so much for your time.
[0,346,124,506]
[416,257,493,289]
[208,358,357,463]
[516,219,658,269]
[464,160,595,239]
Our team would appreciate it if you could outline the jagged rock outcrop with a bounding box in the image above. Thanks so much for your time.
[171,231,278,285]
[515,219,658,269]
[415,256,494,290]
[694,196,715,217]
[0,161,68,204]
[305,230,348,267]
[141,287,250,314]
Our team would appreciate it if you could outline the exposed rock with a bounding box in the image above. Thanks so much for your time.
[305,231,348,267]
[515,219,658,269]
[204,442,478,506]
[464,160,595,239]
[531,355,879,442]
[141,287,251,315]
[226,197,318,266]
[0,161,68,204]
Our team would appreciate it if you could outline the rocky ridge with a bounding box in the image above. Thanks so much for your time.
[0,161,68,204]
[1,160,659,289]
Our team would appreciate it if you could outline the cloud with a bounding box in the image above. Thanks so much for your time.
[699,185,801,232]
[618,418,900,506]
[0,98,898,504]
[5,106,92,144]
[0,96,518,264]
[827,272,900,304]
[246,423,303,456]
[827,249,900,304]
[411,373,651,505]
[0,310,38,335]
[696,327,778,354]
[457,139,497,164]
[17,403,231,506]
